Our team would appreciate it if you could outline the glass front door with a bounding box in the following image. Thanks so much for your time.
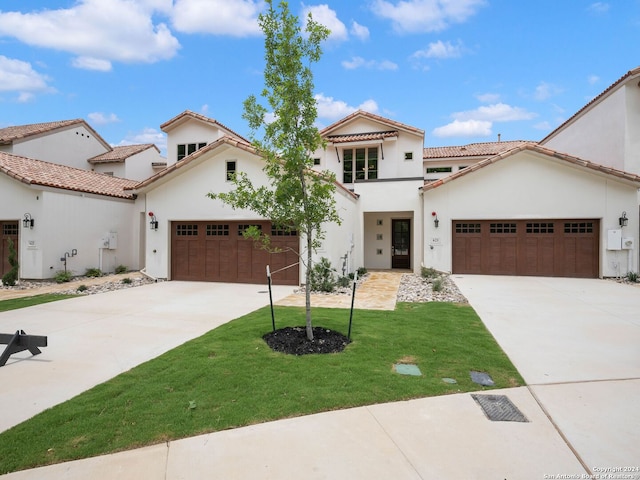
[391,219,410,269]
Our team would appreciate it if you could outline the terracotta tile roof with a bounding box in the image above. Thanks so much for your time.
[326,130,398,144]
[423,140,534,159]
[321,110,424,137]
[541,66,640,144]
[0,119,110,150]
[88,144,159,164]
[0,151,138,199]
[422,144,640,191]
[160,110,249,142]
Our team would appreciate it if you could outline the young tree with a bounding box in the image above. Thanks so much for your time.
[208,0,340,340]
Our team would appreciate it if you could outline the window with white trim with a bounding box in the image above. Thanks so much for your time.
[226,160,236,181]
[177,142,207,161]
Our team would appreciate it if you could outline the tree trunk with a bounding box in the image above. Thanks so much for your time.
[305,231,314,340]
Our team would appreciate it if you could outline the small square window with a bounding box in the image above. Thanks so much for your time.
[404,152,413,160]
[313,157,321,166]
[376,219,383,226]
[376,234,383,240]
[376,249,383,255]
[226,161,236,181]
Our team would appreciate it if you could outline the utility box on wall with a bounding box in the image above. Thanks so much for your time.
[607,229,622,250]
[622,237,634,250]
[101,232,118,250]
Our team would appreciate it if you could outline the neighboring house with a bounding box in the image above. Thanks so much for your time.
[423,140,532,182]
[0,151,143,281]
[541,67,640,176]
[88,144,165,181]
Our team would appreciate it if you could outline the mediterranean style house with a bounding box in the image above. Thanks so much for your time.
[2,67,639,284]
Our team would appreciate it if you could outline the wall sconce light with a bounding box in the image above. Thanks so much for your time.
[23,213,34,229]
[149,212,158,230]
[619,211,628,227]
[432,211,439,228]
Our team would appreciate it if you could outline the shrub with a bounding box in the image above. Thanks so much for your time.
[432,278,444,292]
[115,265,128,274]
[85,268,103,278]
[77,285,88,292]
[309,257,336,293]
[55,270,73,283]
[627,271,638,283]
[336,276,350,288]
[122,277,133,285]
[2,238,19,287]
[357,267,368,276]
[421,267,439,279]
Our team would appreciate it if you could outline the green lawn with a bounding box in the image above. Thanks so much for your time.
[0,302,523,474]
[0,294,78,312]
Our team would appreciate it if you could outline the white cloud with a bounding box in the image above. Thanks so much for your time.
[587,2,610,15]
[0,55,51,93]
[302,4,348,41]
[432,119,492,137]
[315,93,379,120]
[412,40,463,59]
[452,103,536,122]
[0,0,180,70]
[533,121,552,131]
[371,0,486,34]
[350,21,370,41]
[341,56,398,70]
[533,81,561,101]
[117,127,167,153]
[587,74,600,85]
[171,0,262,36]
[88,112,121,125]
[201,104,210,114]
[476,92,501,103]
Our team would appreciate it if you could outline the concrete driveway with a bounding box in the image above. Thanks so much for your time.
[0,281,295,432]
[453,275,640,472]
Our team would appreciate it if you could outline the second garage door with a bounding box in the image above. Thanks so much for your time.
[171,221,299,285]
[452,219,599,278]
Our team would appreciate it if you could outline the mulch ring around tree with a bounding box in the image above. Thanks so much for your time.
[263,326,351,355]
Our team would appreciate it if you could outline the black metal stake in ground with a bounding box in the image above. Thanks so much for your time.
[266,265,275,332]
[348,271,358,340]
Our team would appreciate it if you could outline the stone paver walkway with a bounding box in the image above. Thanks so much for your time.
[275,270,404,310]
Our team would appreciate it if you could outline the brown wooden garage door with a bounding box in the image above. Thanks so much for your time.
[171,221,299,285]
[452,219,599,278]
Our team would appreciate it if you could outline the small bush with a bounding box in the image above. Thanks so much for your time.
[627,271,638,283]
[122,277,133,285]
[336,276,350,288]
[432,278,444,292]
[357,267,368,276]
[77,285,88,292]
[55,270,73,283]
[309,257,336,293]
[85,268,103,278]
[421,267,439,279]
[115,265,128,274]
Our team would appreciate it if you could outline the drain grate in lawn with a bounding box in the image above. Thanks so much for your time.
[471,394,529,422]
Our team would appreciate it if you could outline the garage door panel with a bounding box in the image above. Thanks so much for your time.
[173,221,299,285]
[452,219,598,278]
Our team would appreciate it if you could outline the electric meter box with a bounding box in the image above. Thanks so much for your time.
[622,237,634,250]
[607,229,622,250]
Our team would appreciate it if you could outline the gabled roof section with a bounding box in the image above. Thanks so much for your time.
[422,144,640,191]
[541,66,640,144]
[423,140,534,159]
[160,110,249,142]
[0,119,111,150]
[88,144,160,164]
[326,130,398,144]
[129,134,359,200]
[0,151,138,199]
[321,110,424,138]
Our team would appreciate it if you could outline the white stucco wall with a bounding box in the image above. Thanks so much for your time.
[165,120,230,166]
[543,87,627,171]
[422,150,639,277]
[91,149,165,181]
[0,175,141,279]
[11,125,109,170]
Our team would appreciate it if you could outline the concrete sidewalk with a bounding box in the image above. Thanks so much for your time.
[2,275,639,479]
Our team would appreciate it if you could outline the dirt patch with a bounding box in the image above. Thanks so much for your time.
[263,326,351,355]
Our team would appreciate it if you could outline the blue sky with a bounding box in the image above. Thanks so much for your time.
[0,0,638,156]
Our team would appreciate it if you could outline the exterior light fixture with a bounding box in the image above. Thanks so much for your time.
[149,212,158,230]
[23,213,34,229]
[619,211,628,227]
[432,211,439,228]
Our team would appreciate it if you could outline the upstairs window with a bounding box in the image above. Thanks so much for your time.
[343,147,378,183]
[177,142,207,161]
[226,160,236,181]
